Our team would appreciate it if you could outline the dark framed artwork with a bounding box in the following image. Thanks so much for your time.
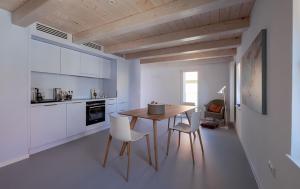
[241,29,267,114]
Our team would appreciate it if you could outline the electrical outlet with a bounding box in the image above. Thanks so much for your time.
[268,160,276,178]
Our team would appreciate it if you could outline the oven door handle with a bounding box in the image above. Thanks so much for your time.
[89,105,105,109]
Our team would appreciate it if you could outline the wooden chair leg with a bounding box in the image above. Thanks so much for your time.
[166,129,172,156]
[189,133,195,164]
[197,129,204,155]
[102,135,112,167]
[145,134,152,165]
[178,131,181,148]
[120,142,127,156]
[193,132,196,140]
[126,142,131,182]
[173,115,176,127]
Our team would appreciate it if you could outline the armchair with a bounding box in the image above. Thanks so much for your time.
[204,99,225,120]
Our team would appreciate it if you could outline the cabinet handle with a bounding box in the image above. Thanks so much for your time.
[44,104,58,106]
[71,102,82,104]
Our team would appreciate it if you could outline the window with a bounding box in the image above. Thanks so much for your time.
[182,71,198,105]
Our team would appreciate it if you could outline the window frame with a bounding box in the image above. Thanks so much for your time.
[180,70,199,105]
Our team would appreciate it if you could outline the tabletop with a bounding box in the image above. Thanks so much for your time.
[119,104,195,121]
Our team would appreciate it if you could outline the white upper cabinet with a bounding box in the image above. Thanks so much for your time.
[80,53,100,78]
[99,58,112,79]
[61,48,81,76]
[66,102,86,137]
[31,40,61,74]
[30,39,114,79]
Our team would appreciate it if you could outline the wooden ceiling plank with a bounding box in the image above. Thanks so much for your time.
[73,0,253,43]
[229,4,242,20]
[0,0,28,11]
[240,1,255,18]
[140,48,236,64]
[125,37,241,59]
[219,6,230,22]
[12,0,50,26]
[105,17,249,53]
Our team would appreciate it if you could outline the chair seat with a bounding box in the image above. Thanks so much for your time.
[171,123,192,133]
[129,130,147,141]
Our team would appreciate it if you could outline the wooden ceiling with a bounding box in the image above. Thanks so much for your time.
[0,0,255,64]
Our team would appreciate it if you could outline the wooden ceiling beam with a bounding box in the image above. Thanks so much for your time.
[141,56,234,65]
[105,17,249,54]
[140,48,236,64]
[73,0,252,44]
[124,37,241,59]
[12,0,50,26]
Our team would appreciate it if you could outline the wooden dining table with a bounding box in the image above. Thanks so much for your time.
[119,104,195,171]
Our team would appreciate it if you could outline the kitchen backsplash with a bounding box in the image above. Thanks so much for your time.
[31,72,105,99]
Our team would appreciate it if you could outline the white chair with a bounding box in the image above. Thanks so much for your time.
[175,102,196,125]
[102,114,152,181]
[167,111,204,164]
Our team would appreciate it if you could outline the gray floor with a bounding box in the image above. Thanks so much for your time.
[0,119,258,189]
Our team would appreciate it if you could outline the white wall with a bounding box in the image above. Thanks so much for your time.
[234,0,300,189]
[0,10,29,166]
[140,60,230,112]
[229,61,235,122]
[292,0,300,163]
[31,72,104,99]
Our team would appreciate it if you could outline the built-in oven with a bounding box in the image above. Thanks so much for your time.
[86,100,105,126]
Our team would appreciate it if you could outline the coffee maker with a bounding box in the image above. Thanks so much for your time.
[53,88,62,101]
[31,88,43,102]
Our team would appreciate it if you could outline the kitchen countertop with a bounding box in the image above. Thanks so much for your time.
[31,97,117,107]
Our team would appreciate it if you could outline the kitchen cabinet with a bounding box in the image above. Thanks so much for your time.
[117,59,129,103]
[80,53,99,77]
[99,59,112,79]
[61,48,81,76]
[117,59,129,114]
[31,104,67,148]
[31,39,61,74]
[105,98,117,125]
[66,102,86,137]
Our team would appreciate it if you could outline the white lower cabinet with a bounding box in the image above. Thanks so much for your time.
[105,98,117,125]
[31,104,67,148]
[66,102,86,137]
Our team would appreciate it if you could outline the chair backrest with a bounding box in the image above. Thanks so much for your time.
[190,111,201,132]
[109,113,131,141]
[206,99,224,114]
[182,102,196,121]
[207,99,224,107]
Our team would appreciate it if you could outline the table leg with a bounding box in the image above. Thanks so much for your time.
[167,118,170,129]
[173,115,177,126]
[153,120,159,171]
[185,112,191,125]
[120,116,138,156]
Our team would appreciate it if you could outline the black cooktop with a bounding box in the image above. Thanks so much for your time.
[31,99,61,104]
